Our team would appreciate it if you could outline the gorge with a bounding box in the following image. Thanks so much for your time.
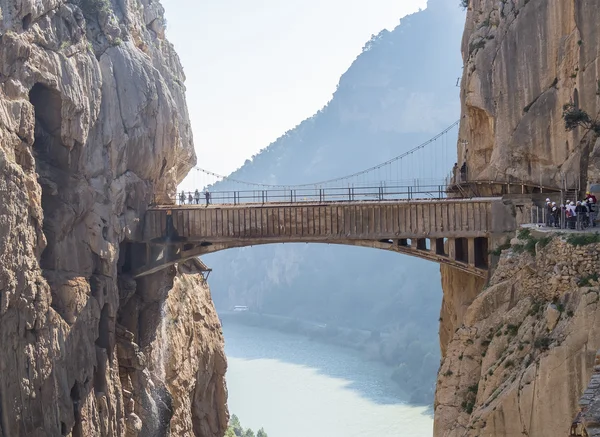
[2,0,600,436]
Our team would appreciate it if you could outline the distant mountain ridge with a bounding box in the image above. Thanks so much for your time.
[206,0,466,404]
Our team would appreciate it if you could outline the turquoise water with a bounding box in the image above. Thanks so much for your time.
[223,322,433,437]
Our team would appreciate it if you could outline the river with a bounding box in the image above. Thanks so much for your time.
[223,322,433,437]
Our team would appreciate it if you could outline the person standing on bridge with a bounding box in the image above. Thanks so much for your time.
[179,191,185,205]
[188,192,193,205]
[194,189,200,204]
[205,189,211,207]
[460,162,467,182]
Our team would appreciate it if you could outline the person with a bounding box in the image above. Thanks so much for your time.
[545,199,552,226]
[586,191,597,204]
[188,193,193,205]
[580,200,590,228]
[194,189,200,204]
[452,163,459,184]
[204,190,211,206]
[551,202,559,227]
[179,191,185,205]
[460,162,467,182]
[586,191,597,227]
[567,201,577,229]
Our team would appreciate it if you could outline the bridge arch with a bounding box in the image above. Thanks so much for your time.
[128,198,516,279]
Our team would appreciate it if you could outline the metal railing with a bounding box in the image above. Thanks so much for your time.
[530,206,597,230]
[169,183,453,206]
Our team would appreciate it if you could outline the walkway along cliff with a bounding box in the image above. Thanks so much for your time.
[434,1,600,436]
[0,0,227,435]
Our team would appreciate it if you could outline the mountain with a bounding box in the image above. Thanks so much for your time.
[205,0,465,403]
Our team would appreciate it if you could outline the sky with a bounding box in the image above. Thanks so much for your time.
[161,0,429,179]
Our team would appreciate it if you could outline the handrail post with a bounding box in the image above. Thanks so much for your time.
[348,187,351,201]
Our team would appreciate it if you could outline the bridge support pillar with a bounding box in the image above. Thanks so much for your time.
[468,238,476,267]
[447,238,456,260]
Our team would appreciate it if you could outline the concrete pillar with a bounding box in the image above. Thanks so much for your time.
[447,238,456,260]
[468,238,476,267]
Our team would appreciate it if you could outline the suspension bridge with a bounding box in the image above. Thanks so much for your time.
[124,122,560,280]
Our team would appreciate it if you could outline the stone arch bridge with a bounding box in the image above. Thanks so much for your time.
[124,198,517,279]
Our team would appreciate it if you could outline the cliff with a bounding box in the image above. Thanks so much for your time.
[435,232,600,436]
[457,0,600,188]
[0,0,227,435]
[434,1,600,434]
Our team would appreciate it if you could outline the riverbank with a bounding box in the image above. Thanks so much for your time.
[219,311,437,405]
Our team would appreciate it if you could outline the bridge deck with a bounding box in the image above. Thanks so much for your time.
[144,198,503,243]
[127,198,515,279]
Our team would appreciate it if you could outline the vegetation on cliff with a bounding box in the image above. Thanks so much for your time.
[226,414,269,437]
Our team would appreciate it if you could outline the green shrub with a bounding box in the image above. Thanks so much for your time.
[566,233,600,246]
[467,383,479,394]
[490,238,511,256]
[506,324,519,336]
[534,336,551,351]
[460,0,469,9]
[562,103,600,135]
[74,0,110,18]
[578,273,599,287]
[517,229,531,240]
[461,400,475,414]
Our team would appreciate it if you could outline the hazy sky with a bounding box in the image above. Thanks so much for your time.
[161,0,428,178]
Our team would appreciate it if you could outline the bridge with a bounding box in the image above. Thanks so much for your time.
[124,193,516,279]
[123,121,564,280]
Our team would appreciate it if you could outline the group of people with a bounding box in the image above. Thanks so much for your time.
[545,192,598,229]
[179,189,211,206]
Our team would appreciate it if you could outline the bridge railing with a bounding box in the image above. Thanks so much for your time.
[171,183,451,206]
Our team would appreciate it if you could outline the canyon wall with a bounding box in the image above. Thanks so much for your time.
[435,0,600,435]
[457,0,600,188]
[0,0,227,435]
[435,232,600,436]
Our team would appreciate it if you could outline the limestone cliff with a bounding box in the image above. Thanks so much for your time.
[435,1,600,435]
[435,233,600,436]
[458,0,600,188]
[0,0,227,435]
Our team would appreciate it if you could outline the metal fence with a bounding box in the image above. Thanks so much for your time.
[172,183,452,206]
[530,206,597,230]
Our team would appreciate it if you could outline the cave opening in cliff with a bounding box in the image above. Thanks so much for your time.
[22,13,32,31]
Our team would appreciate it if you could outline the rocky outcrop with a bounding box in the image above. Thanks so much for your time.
[148,261,228,437]
[458,0,600,188]
[435,233,600,436]
[0,0,226,436]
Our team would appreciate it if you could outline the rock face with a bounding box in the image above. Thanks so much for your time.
[435,234,600,436]
[435,2,600,435]
[0,0,227,436]
[458,0,600,188]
